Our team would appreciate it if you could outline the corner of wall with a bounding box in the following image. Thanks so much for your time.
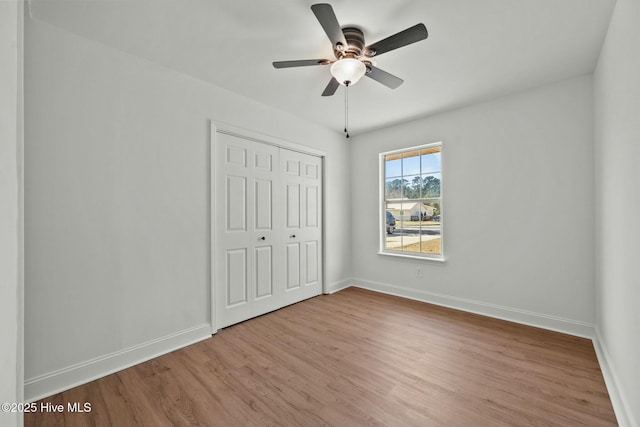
[592,329,636,427]
[592,0,640,424]
[326,279,352,294]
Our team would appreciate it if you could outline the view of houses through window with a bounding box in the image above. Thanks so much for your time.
[382,143,442,258]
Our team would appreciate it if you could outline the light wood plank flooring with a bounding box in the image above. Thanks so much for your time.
[25,287,617,426]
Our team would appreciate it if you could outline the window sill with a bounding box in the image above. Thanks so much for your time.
[378,251,446,262]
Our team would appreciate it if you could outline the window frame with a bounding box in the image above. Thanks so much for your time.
[379,142,445,262]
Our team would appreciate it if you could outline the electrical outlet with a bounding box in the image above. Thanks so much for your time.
[416,267,423,277]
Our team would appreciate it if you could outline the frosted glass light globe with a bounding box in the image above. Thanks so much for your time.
[330,58,366,85]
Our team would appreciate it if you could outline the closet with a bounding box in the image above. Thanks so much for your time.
[213,129,323,328]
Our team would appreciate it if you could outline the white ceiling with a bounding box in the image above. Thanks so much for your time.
[29,0,616,135]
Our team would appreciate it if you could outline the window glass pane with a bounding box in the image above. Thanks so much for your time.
[385,158,402,178]
[381,143,442,259]
[421,151,441,175]
[404,175,421,199]
[385,209,442,255]
[385,177,404,200]
[420,173,441,198]
[402,154,421,176]
[420,210,442,255]
[384,203,399,250]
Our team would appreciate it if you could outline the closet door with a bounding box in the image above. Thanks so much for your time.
[280,149,323,305]
[215,133,281,328]
[215,131,322,329]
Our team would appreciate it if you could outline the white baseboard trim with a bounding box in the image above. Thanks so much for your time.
[593,328,635,427]
[350,278,595,338]
[24,323,212,402]
[325,279,353,294]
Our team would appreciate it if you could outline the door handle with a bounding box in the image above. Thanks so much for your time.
[259,236,266,241]
[289,234,296,239]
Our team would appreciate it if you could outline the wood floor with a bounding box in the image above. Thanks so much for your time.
[25,287,617,427]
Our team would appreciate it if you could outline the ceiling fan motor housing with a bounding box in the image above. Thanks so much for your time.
[337,27,365,58]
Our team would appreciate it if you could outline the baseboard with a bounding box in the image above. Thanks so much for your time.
[325,279,353,294]
[350,278,595,338]
[593,328,635,427]
[24,323,212,402]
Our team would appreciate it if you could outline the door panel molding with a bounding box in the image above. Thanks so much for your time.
[255,246,273,299]
[226,248,248,307]
[226,176,247,231]
[306,241,319,285]
[254,179,272,230]
[286,184,300,228]
[286,243,301,290]
[306,185,319,227]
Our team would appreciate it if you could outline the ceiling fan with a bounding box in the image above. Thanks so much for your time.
[273,3,429,96]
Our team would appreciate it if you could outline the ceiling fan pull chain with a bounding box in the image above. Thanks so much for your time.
[345,82,350,138]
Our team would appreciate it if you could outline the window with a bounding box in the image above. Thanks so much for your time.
[380,143,443,260]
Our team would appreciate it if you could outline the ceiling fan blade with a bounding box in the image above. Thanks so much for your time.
[365,23,428,57]
[321,77,340,96]
[273,59,331,68]
[311,3,348,49]
[366,66,404,89]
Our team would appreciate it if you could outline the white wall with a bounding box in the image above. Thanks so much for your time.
[594,0,640,424]
[24,17,351,399]
[350,76,596,336]
[1,1,23,426]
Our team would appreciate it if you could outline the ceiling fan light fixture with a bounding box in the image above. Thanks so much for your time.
[330,58,366,86]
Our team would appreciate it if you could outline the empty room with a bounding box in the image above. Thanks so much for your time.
[2,0,639,426]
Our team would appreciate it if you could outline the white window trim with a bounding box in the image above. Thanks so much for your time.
[379,142,445,262]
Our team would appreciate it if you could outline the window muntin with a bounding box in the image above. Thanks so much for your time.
[381,143,443,259]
